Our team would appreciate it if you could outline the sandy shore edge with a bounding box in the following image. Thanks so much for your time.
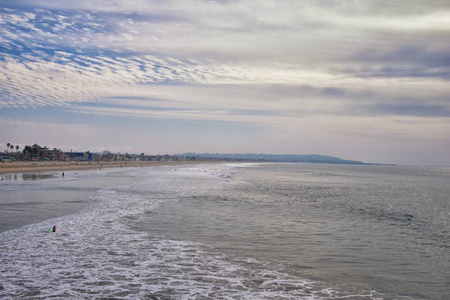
[0,160,201,174]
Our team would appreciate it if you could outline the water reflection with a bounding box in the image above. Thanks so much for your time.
[1,173,57,181]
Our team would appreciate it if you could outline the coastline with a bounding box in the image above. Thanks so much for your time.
[0,160,198,175]
[0,160,209,233]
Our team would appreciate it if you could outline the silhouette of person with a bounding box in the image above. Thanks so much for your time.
[52,225,56,232]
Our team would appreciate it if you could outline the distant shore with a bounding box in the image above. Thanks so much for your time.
[0,160,198,174]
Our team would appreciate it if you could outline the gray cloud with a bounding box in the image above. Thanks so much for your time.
[353,45,450,68]
[1,0,449,164]
[370,104,450,117]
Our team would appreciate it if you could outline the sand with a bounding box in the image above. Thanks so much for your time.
[0,160,194,174]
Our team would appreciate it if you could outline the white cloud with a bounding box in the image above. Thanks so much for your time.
[1,1,449,164]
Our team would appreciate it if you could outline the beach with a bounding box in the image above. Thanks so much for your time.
[0,160,191,175]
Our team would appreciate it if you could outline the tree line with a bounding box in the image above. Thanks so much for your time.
[2,143,62,161]
[5,143,20,153]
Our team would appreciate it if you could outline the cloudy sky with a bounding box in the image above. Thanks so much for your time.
[1,0,449,165]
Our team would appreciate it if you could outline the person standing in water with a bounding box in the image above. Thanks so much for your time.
[52,225,56,232]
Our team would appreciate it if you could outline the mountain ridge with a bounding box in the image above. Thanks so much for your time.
[177,153,388,165]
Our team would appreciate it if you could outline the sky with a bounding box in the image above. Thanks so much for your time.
[0,0,449,165]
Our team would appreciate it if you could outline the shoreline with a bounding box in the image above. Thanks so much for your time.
[0,160,220,233]
[0,160,200,175]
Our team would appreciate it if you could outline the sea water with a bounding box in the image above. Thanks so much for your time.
[0,163,448,299]
[0,169,137,232]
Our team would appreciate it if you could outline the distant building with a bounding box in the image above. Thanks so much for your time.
[65,152,91,162]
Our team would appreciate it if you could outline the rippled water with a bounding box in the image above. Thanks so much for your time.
[0,163,448,299]
[137,164,450,299]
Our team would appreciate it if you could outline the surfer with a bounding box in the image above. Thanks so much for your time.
[52,225,56,232]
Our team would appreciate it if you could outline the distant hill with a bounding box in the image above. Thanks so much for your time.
[178,153,366,164]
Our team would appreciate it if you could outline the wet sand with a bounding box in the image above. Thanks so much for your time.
[0,160,194,174]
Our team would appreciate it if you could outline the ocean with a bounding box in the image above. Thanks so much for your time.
[0,163,448,299]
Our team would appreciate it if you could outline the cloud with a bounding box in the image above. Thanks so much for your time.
[352,45,450,70]
[2,46,450,119]
[3,1,449,64]
[1,1,449,164]
[370,104,450,117]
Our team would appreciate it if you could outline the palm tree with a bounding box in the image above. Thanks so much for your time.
[10,144,14,152]
[15,145,19,153]
[7,143,10,152]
